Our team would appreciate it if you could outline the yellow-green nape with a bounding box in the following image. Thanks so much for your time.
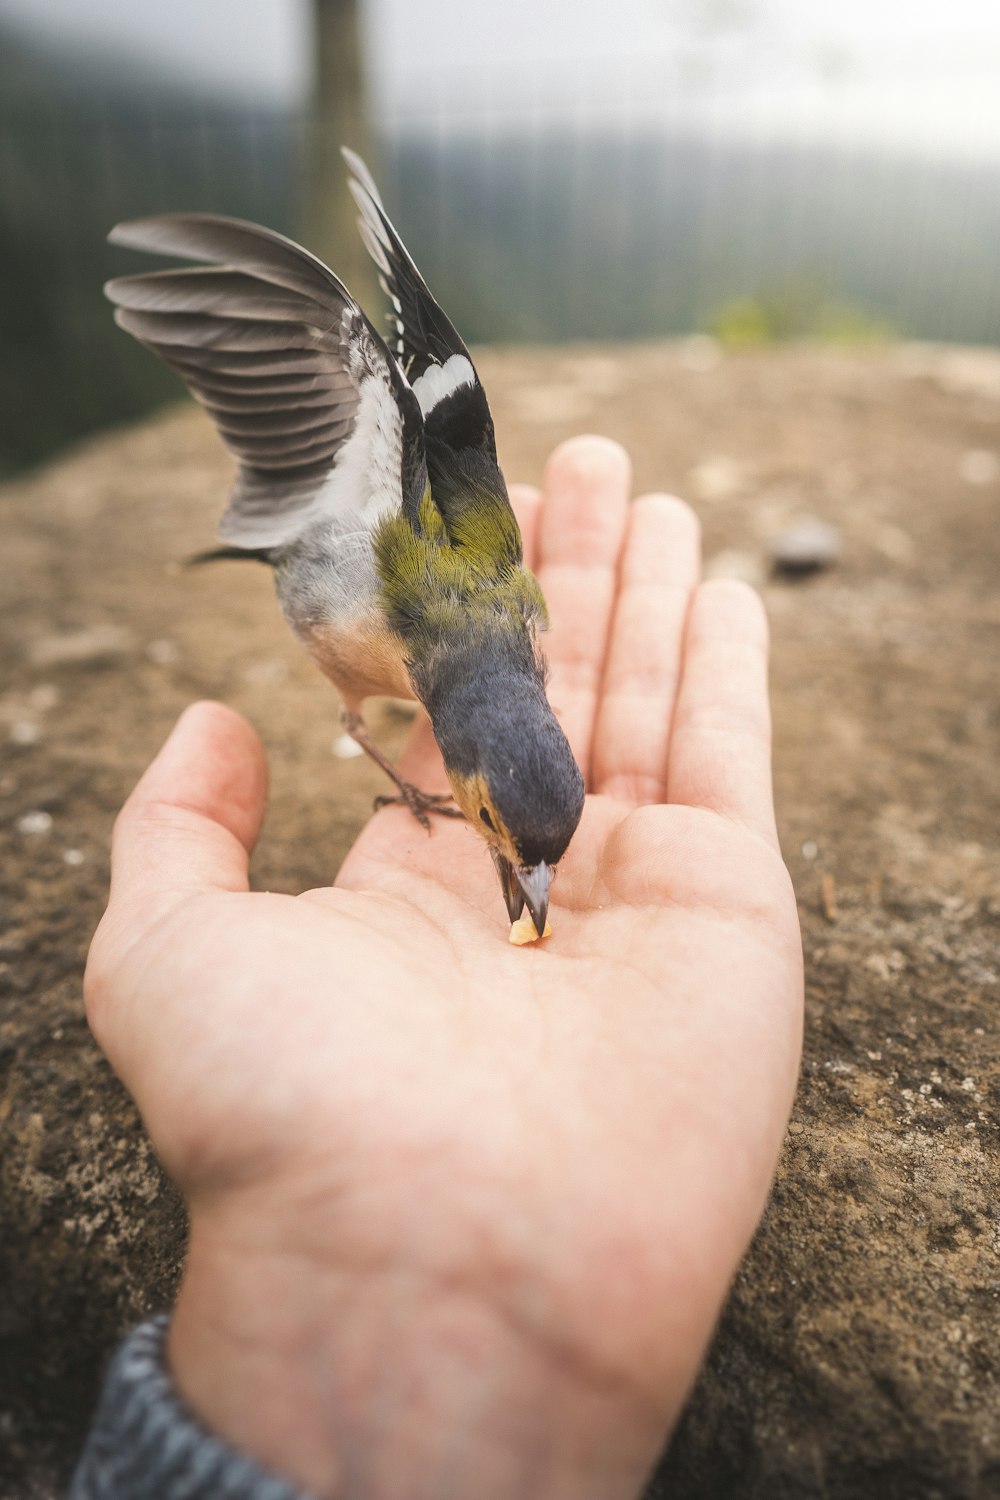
[416,482,448,544]
[372,485,547,649]
[372,512,473,629]
[445,489,523,566]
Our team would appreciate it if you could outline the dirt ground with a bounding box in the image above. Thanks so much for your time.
[1,341,999,1498]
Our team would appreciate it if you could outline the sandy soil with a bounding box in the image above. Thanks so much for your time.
[1,341,999,1497]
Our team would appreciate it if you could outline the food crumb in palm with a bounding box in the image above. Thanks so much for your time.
[509,916,553,945]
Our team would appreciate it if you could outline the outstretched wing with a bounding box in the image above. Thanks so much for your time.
[105,214,427,549]
[343,149,497,465]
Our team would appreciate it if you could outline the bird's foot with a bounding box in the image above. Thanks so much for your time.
[373,785,465,832]
[338,709,463,830]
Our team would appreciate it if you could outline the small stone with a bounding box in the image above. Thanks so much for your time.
[770,517,842,576]
[18,810,52,836]
[787,1121,804,1136]
[9,721,40,746]
[63,849,85,866]
[958,449,999,486]
[332,733,364,759]
[801,840,819,860]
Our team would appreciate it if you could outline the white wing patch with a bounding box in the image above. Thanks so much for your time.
[411,354,475,417]
[314,333,406,527]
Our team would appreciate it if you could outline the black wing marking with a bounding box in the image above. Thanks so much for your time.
[342,149,497,463]
[106,214,426,548]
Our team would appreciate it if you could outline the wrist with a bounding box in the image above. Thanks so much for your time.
[168,1207,666,1500]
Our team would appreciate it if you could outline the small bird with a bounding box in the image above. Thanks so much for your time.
[105,150,585,937]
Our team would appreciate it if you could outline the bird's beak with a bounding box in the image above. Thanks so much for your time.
[492,855,552,937]
[493,851,525,924]
[515,862,551,938]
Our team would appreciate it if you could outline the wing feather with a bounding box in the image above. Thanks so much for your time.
[105,213,426,549]
[105,269,331,324]
[342,150,497,462]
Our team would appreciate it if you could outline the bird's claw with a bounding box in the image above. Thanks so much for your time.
[373,785,464,831]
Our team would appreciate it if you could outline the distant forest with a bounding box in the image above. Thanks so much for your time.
[2,22,999,475]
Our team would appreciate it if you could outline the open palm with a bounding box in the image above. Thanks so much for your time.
[86,438,803,1500]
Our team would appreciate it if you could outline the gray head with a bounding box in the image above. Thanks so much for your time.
[417,631,586,933]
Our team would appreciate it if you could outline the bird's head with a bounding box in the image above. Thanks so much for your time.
[418,631,585,936]
[375,497,584,933]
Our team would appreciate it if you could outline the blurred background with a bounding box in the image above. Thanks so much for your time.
[1,0,999,478]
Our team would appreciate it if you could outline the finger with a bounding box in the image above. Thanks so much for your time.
[109,701,268,908]
[534,437,632,777]
[592,495,701,805]
[667,580,778,846]
[508,482,542,569]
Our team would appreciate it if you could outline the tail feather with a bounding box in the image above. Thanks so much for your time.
[186,546,275,567]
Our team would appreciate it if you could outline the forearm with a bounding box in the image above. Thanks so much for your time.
[167,1225,666,1500]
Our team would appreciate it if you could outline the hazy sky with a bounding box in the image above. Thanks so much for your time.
[3,0,1000,158]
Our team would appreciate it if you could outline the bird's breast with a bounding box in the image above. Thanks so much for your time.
[274,524,416,709]
[297,608,415,709]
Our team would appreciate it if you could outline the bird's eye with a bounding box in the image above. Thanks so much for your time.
[479,808,495,831]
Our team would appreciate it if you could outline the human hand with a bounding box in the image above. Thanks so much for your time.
[85,437,803,1500]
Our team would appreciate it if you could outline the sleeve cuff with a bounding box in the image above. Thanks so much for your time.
[69,1315,315,1500]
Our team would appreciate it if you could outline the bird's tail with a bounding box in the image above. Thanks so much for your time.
[185,546,274,567]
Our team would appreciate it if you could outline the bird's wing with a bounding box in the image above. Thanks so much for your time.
[342,150,498,464]
[105,214,427,549]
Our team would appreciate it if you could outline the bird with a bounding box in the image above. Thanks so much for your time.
[104,149,585,938]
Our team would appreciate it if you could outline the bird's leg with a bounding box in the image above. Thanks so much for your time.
[340,710,465,832]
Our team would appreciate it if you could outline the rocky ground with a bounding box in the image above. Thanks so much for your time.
[1,341,998,1498]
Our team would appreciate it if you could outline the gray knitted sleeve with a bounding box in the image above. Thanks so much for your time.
[69,1316,316,1500]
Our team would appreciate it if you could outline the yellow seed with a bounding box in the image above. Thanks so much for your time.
[508,916,553,945]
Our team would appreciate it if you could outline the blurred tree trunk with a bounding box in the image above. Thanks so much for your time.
[304,0,378,309]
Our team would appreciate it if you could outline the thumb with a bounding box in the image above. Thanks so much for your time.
[85,701,268,1050]
[107,700,268,909]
